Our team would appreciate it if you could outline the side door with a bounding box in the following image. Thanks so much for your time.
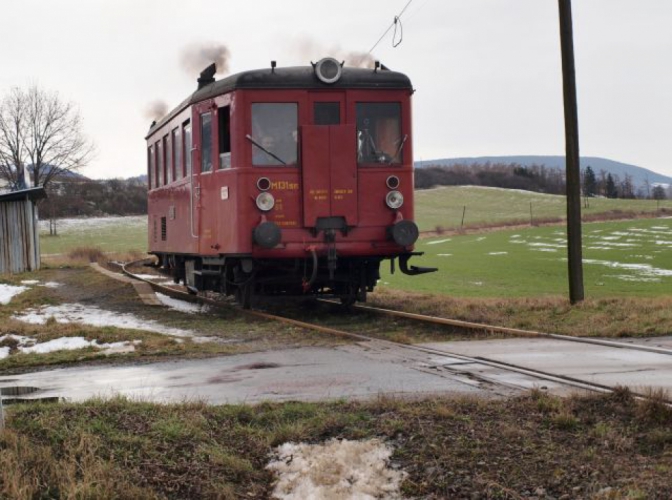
[192,100,216,252]
[301,92,358,228]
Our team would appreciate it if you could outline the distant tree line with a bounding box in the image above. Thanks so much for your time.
[416,162,669,200]
[42,177,147,220]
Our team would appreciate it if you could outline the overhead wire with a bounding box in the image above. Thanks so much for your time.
[364,0,414,57]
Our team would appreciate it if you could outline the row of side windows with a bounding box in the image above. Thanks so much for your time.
[147,120,192,190]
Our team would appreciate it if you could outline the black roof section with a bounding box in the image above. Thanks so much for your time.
[0,186,47,203]
[147,65,412,138]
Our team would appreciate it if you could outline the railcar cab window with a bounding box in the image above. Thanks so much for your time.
[356,103,404,165]
[200,112,213,173]
[218,106,231,169]
[164,135,172,183]
[172,127,182,180]
[183,121,192,177]
[156,140,164,186]
[147,145,154,189]
[250,103,298,166]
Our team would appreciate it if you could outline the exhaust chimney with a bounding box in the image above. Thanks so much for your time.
[197,63,217,89]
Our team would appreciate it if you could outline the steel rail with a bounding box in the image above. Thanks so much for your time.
[120,261,664,400]
[332,301,672,358]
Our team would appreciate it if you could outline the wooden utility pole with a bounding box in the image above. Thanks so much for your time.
[558,0,584,304]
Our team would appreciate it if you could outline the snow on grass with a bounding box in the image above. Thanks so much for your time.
[437,253,452,257]
[20,280,40,285]
[12,303,196,338]
[156,293,210,314]
[426,238,451,245]
[0,334,140,357]
[267,438,406,500]
[133,274,163,280]
[0,284,29,305]
[40,282,62,288]
[0,347,9,359]
[38,215,146,234]
[581,259,672,278]
[488,252,508,256]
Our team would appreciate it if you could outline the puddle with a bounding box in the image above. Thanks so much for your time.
[0,386,40,397]
[236,362,281,370]
[0,386,60,405]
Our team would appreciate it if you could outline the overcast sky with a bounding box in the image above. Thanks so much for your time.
[1,0,670,179]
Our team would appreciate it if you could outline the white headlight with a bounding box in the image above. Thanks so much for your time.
[256,192,275,211]
[385,190,404,209]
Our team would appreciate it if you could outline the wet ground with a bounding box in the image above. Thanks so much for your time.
[7,334,671,404]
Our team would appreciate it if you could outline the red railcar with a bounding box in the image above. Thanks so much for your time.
[146,58,435,307]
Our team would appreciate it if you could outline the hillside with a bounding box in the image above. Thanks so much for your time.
[415,156,672,191]
[414,185,672,231]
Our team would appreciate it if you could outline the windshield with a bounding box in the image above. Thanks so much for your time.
[251,103,298,166]
[356,102,403,164]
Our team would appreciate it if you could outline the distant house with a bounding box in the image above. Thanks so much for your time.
[0,187,46,274]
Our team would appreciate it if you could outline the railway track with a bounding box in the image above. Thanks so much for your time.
[121,260,672,403]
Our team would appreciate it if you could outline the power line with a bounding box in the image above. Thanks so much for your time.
[364,0,414,56]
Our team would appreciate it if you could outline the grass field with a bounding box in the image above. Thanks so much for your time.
[39,216,147,255]
[34,191,672,299]
[383,217,672,298]
[415,186,672,231]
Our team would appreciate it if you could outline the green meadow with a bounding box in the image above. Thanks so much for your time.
[415,186,672,231]
[39,216,147,255]
[35,191,672,299]
[383,217,672,298]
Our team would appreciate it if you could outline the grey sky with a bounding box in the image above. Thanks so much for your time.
[1,0,670,179]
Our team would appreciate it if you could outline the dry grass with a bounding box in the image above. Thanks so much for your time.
[370,288,672,338]
[1,391,672,499]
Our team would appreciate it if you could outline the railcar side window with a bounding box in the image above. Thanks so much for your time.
[183,121,192,177]
[201,112,213,173]
[356,103,403,165]
[147,145,154,189]
[164,135,172,184]
[251,103,298,166]
[156,140,164,186]
[218,106,231,169]
[172,127,182,180]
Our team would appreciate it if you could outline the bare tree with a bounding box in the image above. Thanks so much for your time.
[0,85,94,190]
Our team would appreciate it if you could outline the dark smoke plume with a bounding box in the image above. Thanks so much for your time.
[290,37,376,68]
[181,42,231,76]
[144,100,169,122]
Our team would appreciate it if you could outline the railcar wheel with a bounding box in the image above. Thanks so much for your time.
[236,282,253,309]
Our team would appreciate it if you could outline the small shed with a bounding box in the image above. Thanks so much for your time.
[0,187,46,274]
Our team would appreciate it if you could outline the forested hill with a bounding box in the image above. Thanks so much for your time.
[415,156,672,191]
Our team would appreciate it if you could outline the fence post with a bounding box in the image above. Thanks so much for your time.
[461,205,466,229]
[530,202,533,226]
[0,391,4,431]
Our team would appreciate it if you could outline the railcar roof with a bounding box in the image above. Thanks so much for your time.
[147,65,412,138]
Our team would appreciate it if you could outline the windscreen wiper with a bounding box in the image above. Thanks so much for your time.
[392,134,409,163]
[245,134,287,165]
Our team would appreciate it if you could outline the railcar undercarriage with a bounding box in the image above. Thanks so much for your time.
[154,253,391,309]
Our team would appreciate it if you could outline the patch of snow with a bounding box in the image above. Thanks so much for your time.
[0,346,9,359]
[40,282,62,288]
[654,240,672,245]
[0,334,141,357]
[436,253,452,257]
[531,248,558,253]
[605,275,661,283]
[582,259,672,278]
[426,238,451,245]
[651,226,669,230]
[475,237,486,242]
[0,284,29,305]
[132,274,163,280]
[12,303,196,338]
[267,438,406,500]
[21,336,99,354]
[488,252,508,256]
[510,234,521,238]
[528,242,565,248]
[20,280,40,285]
[156,293,210,314]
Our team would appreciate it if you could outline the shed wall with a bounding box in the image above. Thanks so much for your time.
[0,199,40,274]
